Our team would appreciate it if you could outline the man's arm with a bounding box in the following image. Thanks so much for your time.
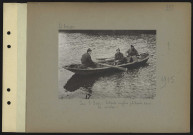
[135,49,139,56]
[88,55,95,64]
[120,53,124,59]
[115,54,118,60]
[126,49,130,56]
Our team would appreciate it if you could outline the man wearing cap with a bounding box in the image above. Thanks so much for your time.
[114,48,126,65]
[126,45,139,62]
[81,48,96,68]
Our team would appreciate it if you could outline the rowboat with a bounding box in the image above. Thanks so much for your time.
[63,53,149,75]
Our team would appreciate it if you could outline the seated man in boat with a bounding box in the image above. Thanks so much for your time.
[81,48,96,68]
[114,48,126,65]
[126,45,139,62]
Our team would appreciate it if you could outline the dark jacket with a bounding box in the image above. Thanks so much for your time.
[115,52,124,61]
[81,53,95,67]
[126,48,139,56]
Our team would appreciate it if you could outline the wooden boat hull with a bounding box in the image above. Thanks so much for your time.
[64,53,149,75]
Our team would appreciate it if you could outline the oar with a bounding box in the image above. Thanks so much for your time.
[97,63,128,72]
[96,56,114,60]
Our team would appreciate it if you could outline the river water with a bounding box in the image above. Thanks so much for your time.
[58,30,156,99]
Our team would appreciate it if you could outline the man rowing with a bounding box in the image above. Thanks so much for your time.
[114,48,126,65]
[126,45,139,62]
[81,48,96,68]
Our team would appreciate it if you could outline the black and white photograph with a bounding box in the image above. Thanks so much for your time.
[58,30,156,99]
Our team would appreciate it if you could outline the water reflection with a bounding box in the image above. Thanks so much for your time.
[64,74,96,91]
[63,64,149,99]
[64,74,101,99]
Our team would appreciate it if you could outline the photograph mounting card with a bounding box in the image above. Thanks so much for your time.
[2,2,191,133]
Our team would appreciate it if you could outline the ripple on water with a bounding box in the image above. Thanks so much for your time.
[58,32,156,99]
